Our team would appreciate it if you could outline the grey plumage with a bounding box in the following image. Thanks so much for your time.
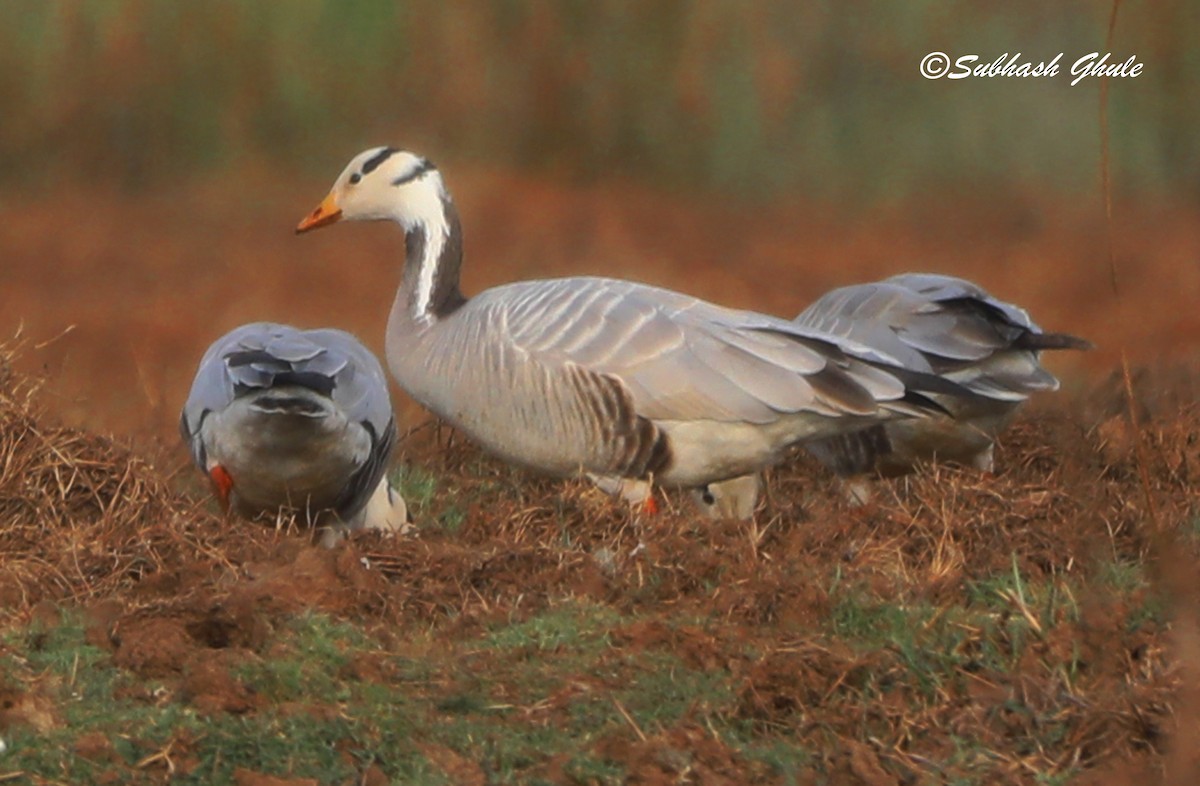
[296,148,971,517]
[391,276,958,488]
[688,274,1091,517]
[181,322,405,541]
[794,273,1092,478]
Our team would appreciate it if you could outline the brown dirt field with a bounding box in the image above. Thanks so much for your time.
[1,170,1198,784]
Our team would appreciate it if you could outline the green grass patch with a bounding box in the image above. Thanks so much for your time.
[0,609,452,784]
[481,600,621,653]
[390,461,502,535]
[829,563,1079,699]
[0,604,747,784]
[739,738,812,786]
[390,463,442,515]
[562,753,626,785]
[612,649,735,728]
[231,611,383,703]
[0,551,1163,786]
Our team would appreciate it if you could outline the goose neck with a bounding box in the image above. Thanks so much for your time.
[397,196,466,324]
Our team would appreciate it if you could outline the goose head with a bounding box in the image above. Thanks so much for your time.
[296,147,445,234]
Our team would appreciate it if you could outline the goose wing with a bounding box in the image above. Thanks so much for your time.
[296,327,398,516]
[300,327,397,443]
[485,277,922,427]
[180,321,285,467]
[795,274,1090,401]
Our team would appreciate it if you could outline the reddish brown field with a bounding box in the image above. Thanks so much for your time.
[3,171,1196,441]
[1,171,1198,784]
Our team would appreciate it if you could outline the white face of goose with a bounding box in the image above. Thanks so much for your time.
[295,147,447,234]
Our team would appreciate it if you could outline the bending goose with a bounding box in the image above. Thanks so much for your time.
[295,148,961,513]
[181,322,408,545]
[694,273,1092,513]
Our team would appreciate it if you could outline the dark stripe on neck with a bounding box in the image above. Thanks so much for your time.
[361,147,397,175]
[392,158,437,187]
[402,195,466,320]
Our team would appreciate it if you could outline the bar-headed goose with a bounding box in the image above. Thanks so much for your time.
[295,148,962,514]
[694,273,1092,512]
[181,322,408,545]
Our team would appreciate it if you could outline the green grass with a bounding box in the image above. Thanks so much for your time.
[562,754,625,785]
[481,600,620,653]
[0,603,754,784]
[739,739,811,786]
[0,553,1171,784]
[390,459,539,536]
[1,611,450,784]
[231,612,375,703]
[390,463,442,513]
[391,462,471,535]
[826,554,1165,707]
[616,650,735,727]
[815,554,1171,785]
[828,591,988,698]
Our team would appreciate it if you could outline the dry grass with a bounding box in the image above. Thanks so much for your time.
[0,335,267,615]
[1,334,1198,783]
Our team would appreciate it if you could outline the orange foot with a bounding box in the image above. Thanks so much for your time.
[640,493,659,516]
[208,465,234,510]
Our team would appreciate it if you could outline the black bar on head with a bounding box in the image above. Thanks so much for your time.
[391,158,437,187]
[361,147,398,175]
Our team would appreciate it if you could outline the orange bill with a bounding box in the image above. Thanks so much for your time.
[296,193,343,234]
[209,464,234,509]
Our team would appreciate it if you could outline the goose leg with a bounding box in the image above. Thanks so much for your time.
[587,474,658,515]
[840,476,874,507]
[970,443,996,473]
[317,523,350,549]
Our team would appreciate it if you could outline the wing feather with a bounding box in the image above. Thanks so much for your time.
[795,274,1090,403]
[181,323,396,476]
[479,277,915,427]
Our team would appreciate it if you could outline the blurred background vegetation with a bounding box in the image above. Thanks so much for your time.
[0,0,1194,204]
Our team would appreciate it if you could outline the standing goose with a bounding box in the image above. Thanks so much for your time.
[181,322,408,545]
[695,273,1092,513]
[295,148,960,512]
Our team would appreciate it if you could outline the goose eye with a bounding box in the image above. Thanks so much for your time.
[349,172,362,185]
